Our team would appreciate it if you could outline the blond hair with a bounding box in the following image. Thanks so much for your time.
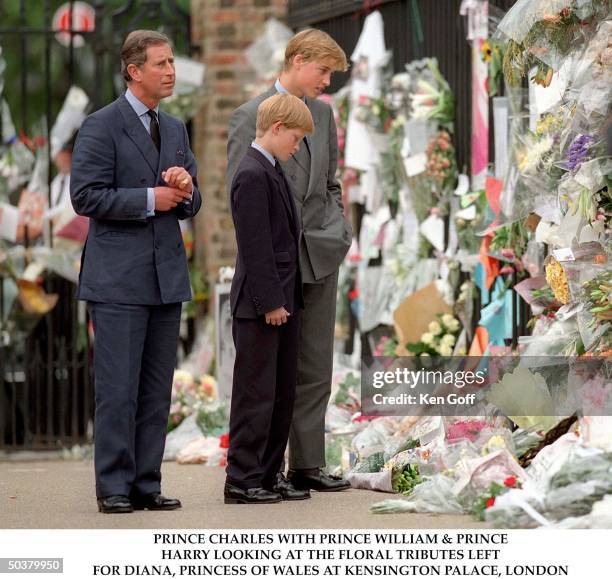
[284,29,348,72]
[121,30,172,82]
[256,94,314,138]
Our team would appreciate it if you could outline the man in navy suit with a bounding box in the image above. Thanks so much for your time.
[71,30,202,513]
[225,94,313,504]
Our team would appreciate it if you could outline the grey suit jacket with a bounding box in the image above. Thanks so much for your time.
[71,93,202,304]
[226,86,352,283]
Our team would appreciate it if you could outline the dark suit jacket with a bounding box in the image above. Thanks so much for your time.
[230,147,303,319]
[70,93,202,305]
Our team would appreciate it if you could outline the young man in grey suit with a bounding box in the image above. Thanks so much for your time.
[226,29,352,493]
[71,30,202,513]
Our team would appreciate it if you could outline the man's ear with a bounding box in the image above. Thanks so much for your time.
[127,63,141,82]
[292,54,304,70]
[272,121,283,134]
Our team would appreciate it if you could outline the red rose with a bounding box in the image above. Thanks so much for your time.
[485,497,496,508]
[348,289,359,301]
[504,476,517,488]
[219,432,230,449]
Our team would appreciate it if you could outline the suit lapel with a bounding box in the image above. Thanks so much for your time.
[117,95,159,177]
[304,98,322,200]
[158,111,177,180]
[247,148,297,236]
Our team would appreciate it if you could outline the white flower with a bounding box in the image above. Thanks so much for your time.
[441,334,456,347]
[448,319,460,332]
[421,332,434,345]
[441,314,456,326]
[439,344,453,356]
[428,320,442,335]
[420,352,430,357]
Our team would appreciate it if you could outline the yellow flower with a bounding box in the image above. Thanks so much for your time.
[481,40,492,63]
[545,259,570,305]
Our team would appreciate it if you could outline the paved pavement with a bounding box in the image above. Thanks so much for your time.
[0,460,486,529]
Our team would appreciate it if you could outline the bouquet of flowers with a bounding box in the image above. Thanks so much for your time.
[168,370,219,432]
[425,130,457,195]
[471,475,522,521]
[406,313,462,357]
[406,58,455,126]
[354,95,393,133]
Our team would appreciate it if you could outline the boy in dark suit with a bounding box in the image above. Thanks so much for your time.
[225,94,314,504]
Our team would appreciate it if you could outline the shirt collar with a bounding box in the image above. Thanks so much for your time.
[274,78,306,103]
[274,78,288,95]
[125,87,159,117]
[251,142,276,167]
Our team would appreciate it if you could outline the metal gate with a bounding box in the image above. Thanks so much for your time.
[0,0,192,451]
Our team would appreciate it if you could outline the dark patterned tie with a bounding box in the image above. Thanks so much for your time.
[147,109,161,151]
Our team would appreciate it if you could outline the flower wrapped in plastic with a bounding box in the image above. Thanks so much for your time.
[371,474,464,514]
[495,0,608,86]
[168,371,220,432]
[405,58,455,126]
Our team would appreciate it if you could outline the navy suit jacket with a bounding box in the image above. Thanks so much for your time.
[230,147,303,319]
[70,93,202,304]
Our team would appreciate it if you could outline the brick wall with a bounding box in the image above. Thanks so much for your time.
[191,0,289,288]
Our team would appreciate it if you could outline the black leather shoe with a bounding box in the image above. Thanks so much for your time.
[224,483,282,504]
[288,469,351,492]
[270,473,311,501]
[97,495,133,514]
[130,492,182,511]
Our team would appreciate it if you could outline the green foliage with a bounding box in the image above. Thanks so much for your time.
[392,463,422,495]
[490,220,529,257]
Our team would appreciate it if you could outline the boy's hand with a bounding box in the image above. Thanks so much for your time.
[265,307,290,326]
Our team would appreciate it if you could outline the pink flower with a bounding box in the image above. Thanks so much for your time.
[501,248,515,260]
[500,265,514,275]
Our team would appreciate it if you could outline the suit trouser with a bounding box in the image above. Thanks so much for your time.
[226,311,300,490]
[289,270,339,470]
[88,301,181,498]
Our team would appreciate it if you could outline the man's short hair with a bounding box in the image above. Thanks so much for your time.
[256,94,315,138]
[284,29,348,72]
[121,30,172,82]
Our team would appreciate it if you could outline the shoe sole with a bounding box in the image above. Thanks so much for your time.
[224,498,282,504]
[98,507,133,514]
[293,485,351,492]
[132,505,182,511]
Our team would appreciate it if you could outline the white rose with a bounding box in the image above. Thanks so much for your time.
[420,352,430,358]
[421,332,434,345]
[448,319,461,332]
[428,320,442,335]
[439,344,453,356]
[441,314,456,326]
[441,334,456,347]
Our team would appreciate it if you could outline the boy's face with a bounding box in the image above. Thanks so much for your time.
[271,124,307,161]
[292,56,334,98]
